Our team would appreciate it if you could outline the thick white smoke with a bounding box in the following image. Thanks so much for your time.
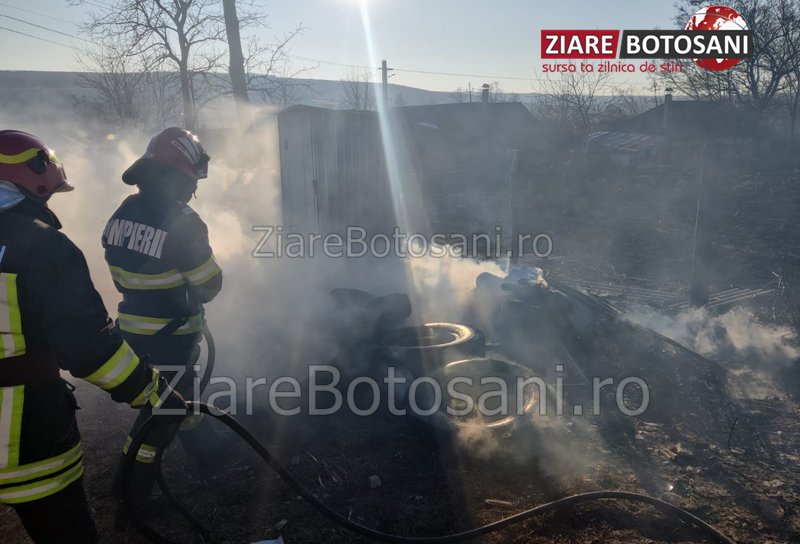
[626,306,799,368]
[0,105,509,391]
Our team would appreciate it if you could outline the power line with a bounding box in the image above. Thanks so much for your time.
[84,0,116,12]
[290,54,376,71]
[0,1,79,27]
[0,13,94,44]
[0,0,542,87]
[0,25,542,91]
[0,5,544,88]
[0,25,80,51]
[288,53,545,84]
[392,66,545,83]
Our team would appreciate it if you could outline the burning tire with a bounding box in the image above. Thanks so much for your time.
[413,357,540,431]
[383,322,485,376]
[440,357,539,428]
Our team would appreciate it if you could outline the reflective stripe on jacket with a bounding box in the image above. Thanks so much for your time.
[0,200,157,504]
[102,194,222,338]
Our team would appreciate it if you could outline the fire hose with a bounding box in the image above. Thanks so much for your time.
[121,406,738,544]
[198,323,215,395]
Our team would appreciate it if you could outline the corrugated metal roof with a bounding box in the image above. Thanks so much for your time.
[588,131,664,153]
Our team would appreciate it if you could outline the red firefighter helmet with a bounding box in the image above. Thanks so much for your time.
[122,127,210,185]
[0,130,73,200]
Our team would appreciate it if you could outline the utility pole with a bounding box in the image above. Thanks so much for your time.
[468,83,473,103]
[223,0,249,107]
[689,143,712,308]
[381,59,393,109]
[651,80,660,108]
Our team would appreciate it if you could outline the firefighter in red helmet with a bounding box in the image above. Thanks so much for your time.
[0,130,184,543]
[103,127,222,516]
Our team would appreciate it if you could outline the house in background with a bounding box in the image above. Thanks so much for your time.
[587,92,755,167]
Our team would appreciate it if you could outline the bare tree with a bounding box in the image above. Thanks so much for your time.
[449,87,467,103]
[535,70,613,138]
[264,64,313,106]
[341,68,375,111]
[141,63,183,127]
[488,81,501,102]
[75,37,148,124]
[605,86,650,122]
[75,35,184,128]
[666,0,800,117]
[244,24,313,105]
[78,1,310,126]
[486,81,521,103]
[786,66,800,140]
[80,0,264,129]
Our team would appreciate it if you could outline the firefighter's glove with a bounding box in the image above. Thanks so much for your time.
[132,367,187,414]
[151,375,188,415]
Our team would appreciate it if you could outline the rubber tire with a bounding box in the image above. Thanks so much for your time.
[419,357,540,431]
[383,322,486,377]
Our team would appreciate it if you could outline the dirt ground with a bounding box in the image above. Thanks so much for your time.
[1,356,798,544]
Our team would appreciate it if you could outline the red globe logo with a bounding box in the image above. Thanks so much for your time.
[685,5,749,71]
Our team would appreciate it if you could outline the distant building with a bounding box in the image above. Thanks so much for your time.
[587,93,754,166]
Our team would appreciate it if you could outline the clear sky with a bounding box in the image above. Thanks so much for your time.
[0,0,679,93]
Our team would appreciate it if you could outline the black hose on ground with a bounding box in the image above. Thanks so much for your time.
[153,449,211,541]
[121,401,737,544]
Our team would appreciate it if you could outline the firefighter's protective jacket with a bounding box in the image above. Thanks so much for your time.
[0,198,158,505]
[102,193,222,349]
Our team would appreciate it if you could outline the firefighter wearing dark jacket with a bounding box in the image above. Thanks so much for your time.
[103,127,222,510]
[0,130,184,544]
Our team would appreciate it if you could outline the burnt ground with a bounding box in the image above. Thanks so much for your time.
[2,299,799,544]
[3,161,800,543]
[514,160,800,322]
[2,349,799,544]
